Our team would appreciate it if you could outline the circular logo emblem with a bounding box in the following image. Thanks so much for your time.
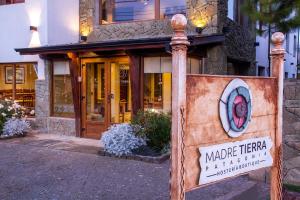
[219,79,252,138]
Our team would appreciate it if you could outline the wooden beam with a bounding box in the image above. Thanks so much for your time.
[12,65,16,100]
[67,52,81,137]
[129,54,142,116]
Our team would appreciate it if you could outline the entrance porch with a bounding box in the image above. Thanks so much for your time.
[15,35,225,139]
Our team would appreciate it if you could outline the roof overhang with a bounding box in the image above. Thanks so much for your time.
[15,34,225,55]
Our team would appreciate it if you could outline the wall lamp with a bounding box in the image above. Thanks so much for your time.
[196,27,204,34]
[80,35,88,42]
[30,26,38,32]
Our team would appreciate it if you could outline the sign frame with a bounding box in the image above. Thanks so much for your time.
[170,14,284,200]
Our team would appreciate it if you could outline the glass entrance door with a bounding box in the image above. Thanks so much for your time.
[81,57,131,139]
[81,62,108,139]
[110,62,132,124]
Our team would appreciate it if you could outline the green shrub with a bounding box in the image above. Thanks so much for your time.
[132,110,171,151]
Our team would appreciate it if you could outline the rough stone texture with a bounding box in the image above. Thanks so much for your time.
[205,45,228,75]
[79,0,256,75]
[284,80,300,136]
[80,0,220,42]
[47,117,76,137]
[34,60,76,136]
[283,80,300,185]
[224,18,256,69]
[35,60,51,132]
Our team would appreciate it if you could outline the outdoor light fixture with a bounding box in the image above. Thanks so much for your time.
[30,26,38,32]
[196,27,204,34]
[222,27,230,34]
[80,35,88,42]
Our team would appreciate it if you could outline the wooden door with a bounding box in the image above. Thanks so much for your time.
[81,61,110,139]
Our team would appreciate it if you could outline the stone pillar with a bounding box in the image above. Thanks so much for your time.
[270,32,285,200]
[205,45,227,75]
[35,59,51,131]
[170,14,190,200]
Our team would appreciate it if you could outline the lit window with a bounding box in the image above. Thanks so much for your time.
[100,0,186,24]
[0,0,24,6]
[52,61,74,118]
[143,57,202,113]
[0,63,37,116]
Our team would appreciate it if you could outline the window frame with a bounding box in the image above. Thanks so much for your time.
[50,60,75,118]
[99,0,185,24]
[0,62,37,117]
[0,0,25,6]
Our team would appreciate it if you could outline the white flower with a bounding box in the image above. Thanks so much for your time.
[30,110,35,115]
[3,119,30,136]
[7,106,12,112]
[0,104,3,109]
[1,113,6,117]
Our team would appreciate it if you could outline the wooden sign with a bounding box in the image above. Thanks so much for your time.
[170,14,284,200]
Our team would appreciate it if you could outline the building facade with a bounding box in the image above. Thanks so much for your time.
[0,0,79,133]
[256,29,299,78]
[7,0,255,139]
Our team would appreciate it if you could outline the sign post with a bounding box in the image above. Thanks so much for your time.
[170,14,190,200]
[270,32,285,200]
[169,14,285,200]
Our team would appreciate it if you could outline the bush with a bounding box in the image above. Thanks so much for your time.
[0,99,25,135]
[101,124,146,156]
[3,119,30,136]
[132,110,171,151]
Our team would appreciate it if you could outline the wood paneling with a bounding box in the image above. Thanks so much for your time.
[184,75,278,192]
[68,53,81,137]
[129,55,142,115]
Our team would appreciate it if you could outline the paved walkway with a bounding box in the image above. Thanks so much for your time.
[0,134,292,200]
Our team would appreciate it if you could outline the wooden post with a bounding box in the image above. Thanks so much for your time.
[67,52,81,137]
[270,32,285,200]
[170,14,190,200]
[129,54,142,116]
[12,65,16,101]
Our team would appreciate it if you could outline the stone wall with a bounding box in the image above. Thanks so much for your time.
[80,0,221,42]
[34,60,76,136]
[224,19,255,64]
[283,79,300,185]
[35,61,51,132]
[79,0,256,75]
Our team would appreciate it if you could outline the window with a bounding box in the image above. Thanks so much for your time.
[293,35,297,57]
[160,0,186,19]
[100,0,186,24]
[285,72,289,79]
[227,0,234,20]
[143,57,202,113]
[52,61,74,118]
[0,63,37,116]
[286,34,290,53]
[0,0,24,5]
